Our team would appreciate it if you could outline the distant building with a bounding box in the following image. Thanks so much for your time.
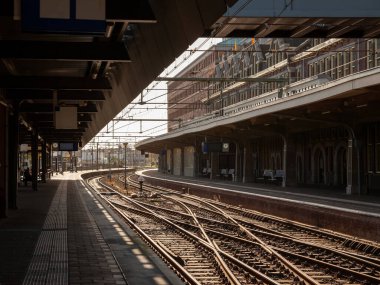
[139,37,380,194]
[168,38,380,130]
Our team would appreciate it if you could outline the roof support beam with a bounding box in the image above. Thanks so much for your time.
[0,41,130,62]
[106,0,156,23]
[0,76,111,90]
[27,113,92,122]
[35,122,89,129]
[5,90,106,101]
[291,18,324,37]
[19,103,98,113]
[58,90,106,101]
[327,19,365,38]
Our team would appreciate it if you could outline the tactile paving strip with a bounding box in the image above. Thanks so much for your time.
[23,181,68,285]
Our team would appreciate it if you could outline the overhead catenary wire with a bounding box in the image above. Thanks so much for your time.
[91,0,374,146]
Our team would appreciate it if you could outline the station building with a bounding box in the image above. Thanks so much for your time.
[137,37,380,195]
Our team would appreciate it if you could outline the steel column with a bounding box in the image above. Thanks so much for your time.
[31,129,38,191]
[7,106,19,208]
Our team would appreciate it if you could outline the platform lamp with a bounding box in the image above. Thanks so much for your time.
[123,142,128,190]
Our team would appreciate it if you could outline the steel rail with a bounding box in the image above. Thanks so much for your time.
[164,196,242,285]
[179,194,322,285]
[106,177,283,284]
[137,174,380,262]
[275,247,380,284]
[123,174,380,283]
[125,176,317,284]
[85,177,201,285]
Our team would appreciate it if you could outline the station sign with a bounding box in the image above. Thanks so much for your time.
[58,142,78,151]
[21,0,156,34]
[202,142,230,153]
[22,0,106,34]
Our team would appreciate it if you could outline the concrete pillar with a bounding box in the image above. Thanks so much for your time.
[166,149,173,174]
[41,140,47,183]
[193,148,197,177]
[210,152,218,180]
[96,143,99,170]
[180,147,184,176]
[235,143,240,182]
[8,107,19,208]
[193,147,199,177]
[355,140,362,195]
[49,144,53,178]
[282,136,287,187]
[91,147,94,170]
[243,142,253,183]
[31,129,38,191]
[162,151,167,173]
[0,105,7,218]
[346,138,353,194]
[284,135,297,186]
[184,146,195,177]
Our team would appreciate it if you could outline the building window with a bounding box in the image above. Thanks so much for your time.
[295,67,301,81]
[367,40,375,69]
[351,46,357,74]
[331,55,336,79]
[319,59,324,74]
[325,57,331,77]
[344,49,350,76]
[308,64,313,77]
[337,52,343,78]
[314,61,319,75]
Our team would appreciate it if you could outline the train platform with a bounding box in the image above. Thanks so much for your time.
[0,172,184,285]
[140,170,380,215]
[140,170,380,242]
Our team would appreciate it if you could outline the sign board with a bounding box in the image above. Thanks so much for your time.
[22,0,106,34]
[20,144,29,152]
[58,142,78,151]
[55,107,77,129]
[202,142,230,153]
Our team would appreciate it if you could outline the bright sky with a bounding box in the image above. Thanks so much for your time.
[84,37,222,150]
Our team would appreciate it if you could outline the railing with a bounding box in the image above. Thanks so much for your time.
[175,67,380,133]
[179,74,332,129]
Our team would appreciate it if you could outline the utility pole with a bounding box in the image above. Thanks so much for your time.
[123,143,128,190]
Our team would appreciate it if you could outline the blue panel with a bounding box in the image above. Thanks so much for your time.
[201,142,208,154]
[228,0,380,18]
[22,0,106,34]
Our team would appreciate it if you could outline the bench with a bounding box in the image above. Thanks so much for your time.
[219,169,235,180]
[228,169,235,181]
[256,169,274,183]
[273,170,285,185]
[256,169,285,184]
[202,168,211,177]
[220,168,228,179]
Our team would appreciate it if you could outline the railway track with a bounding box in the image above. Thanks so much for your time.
[85,174,380,285]
[128,175,380,261]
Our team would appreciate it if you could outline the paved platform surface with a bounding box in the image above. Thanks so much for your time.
[140,170,380,216]
[0,172,184,285]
